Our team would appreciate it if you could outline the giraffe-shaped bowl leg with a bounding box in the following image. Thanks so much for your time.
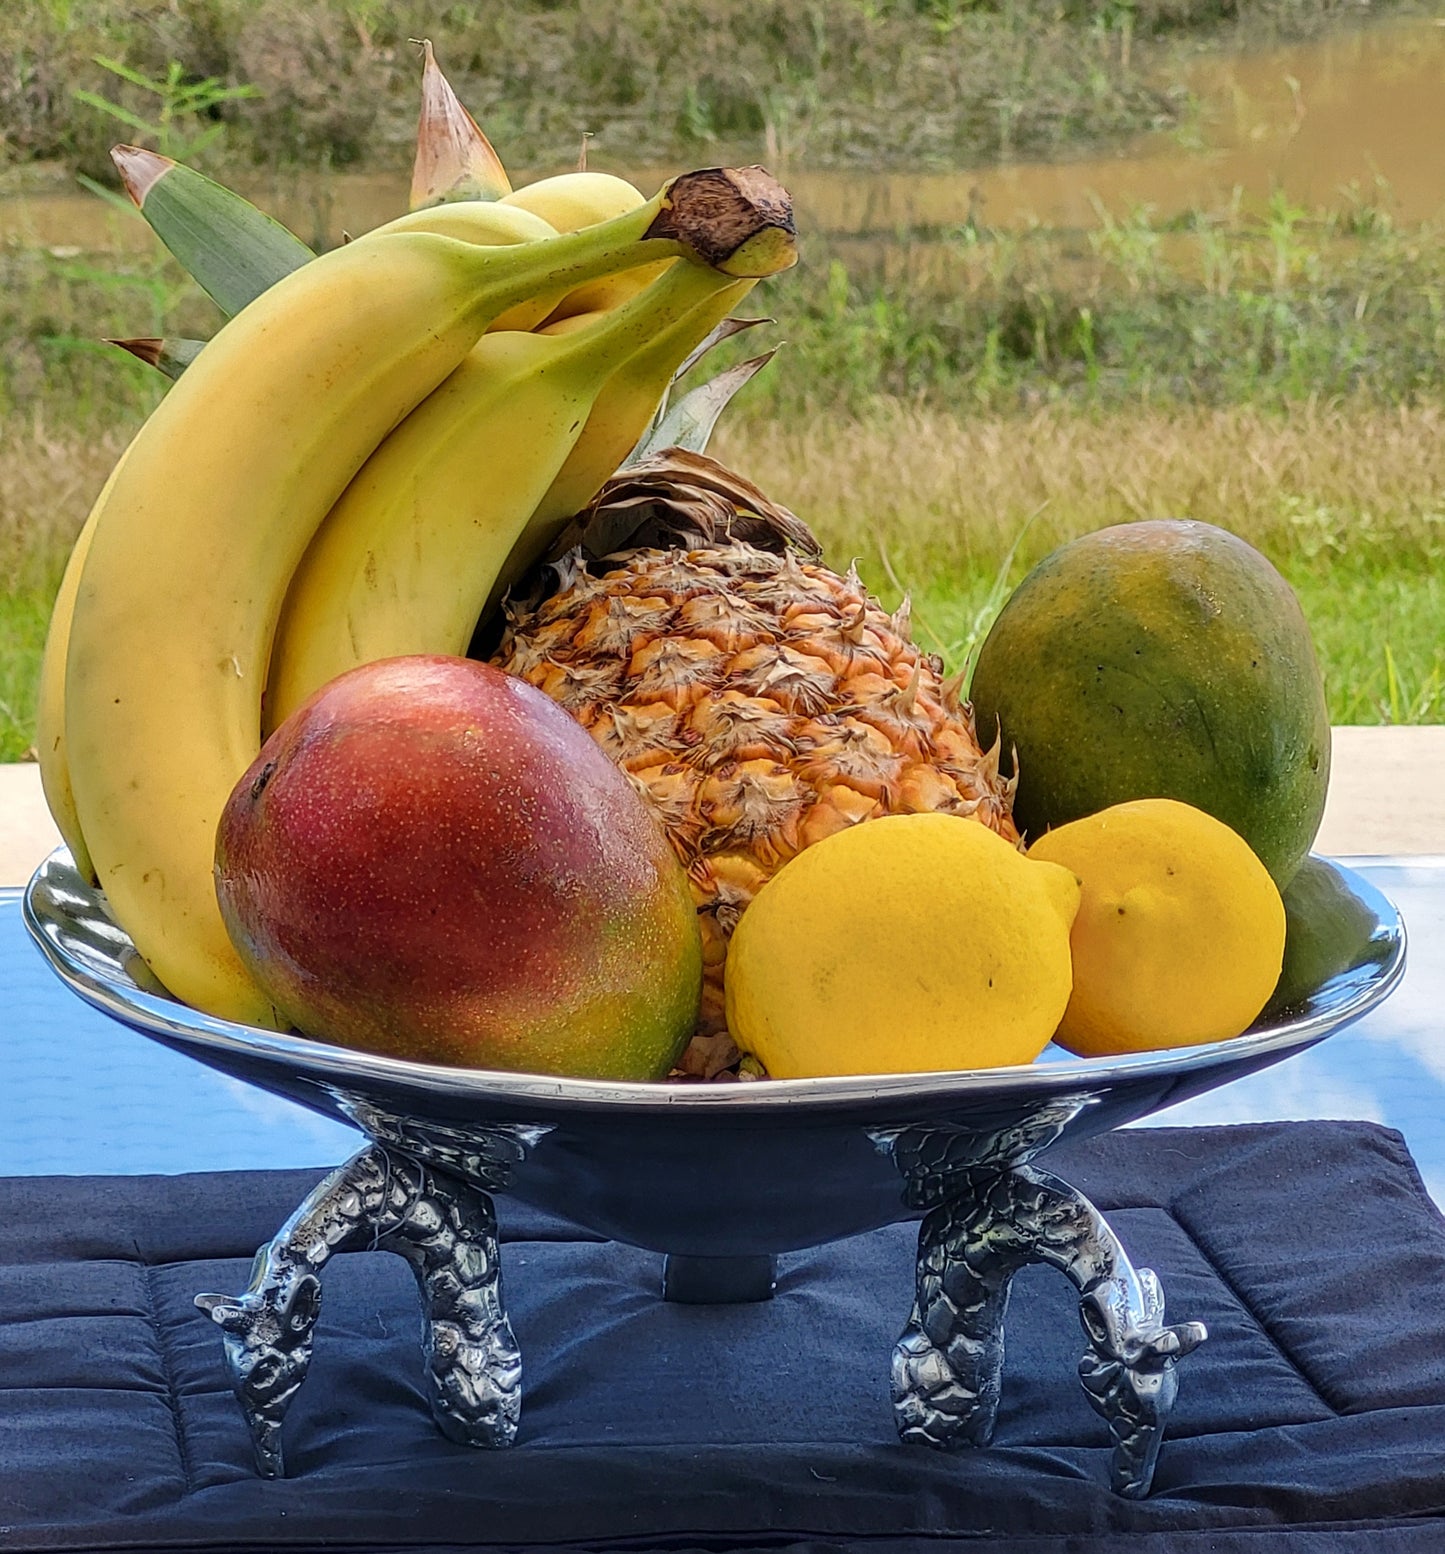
[891,1160,1206,1497]
[195,1143,520,1476]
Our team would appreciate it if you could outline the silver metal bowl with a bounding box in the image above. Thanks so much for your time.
[24,846,1406,1258]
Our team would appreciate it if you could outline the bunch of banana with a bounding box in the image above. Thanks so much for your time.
[38,157,658,882]
[265,259,755,731]
[40,149,797,1029]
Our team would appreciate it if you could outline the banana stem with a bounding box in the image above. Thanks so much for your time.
[400,165,796,328]
[645,167,797,277]
[547,261,751,379]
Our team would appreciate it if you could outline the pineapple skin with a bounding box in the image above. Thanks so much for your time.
[493,542,1019,1074]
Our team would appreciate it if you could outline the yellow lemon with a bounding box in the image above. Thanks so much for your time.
[1027,797,1286,1057]
[724,813,1081,1078]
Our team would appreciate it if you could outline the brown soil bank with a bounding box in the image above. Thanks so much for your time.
[0,0,1431,183]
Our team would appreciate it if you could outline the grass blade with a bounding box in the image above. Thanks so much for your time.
[1384,640,1402,722]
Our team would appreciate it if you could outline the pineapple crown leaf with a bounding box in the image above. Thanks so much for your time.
[107,143,313,320]
[106,336,205,380]
[628,316,774,464]
[111,143,171,206]
[675,314,773,384]
[628,348,779,469]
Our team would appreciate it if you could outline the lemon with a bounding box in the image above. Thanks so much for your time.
[724,813,1081,1079]
[1027,797,1286,1057]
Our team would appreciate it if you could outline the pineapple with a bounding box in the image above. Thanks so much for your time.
[492,451,1020,1078]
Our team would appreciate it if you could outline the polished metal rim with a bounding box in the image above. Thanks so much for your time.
[22,847,1408,1117]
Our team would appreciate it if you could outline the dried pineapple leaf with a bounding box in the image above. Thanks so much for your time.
[628,349,777,466]
[568,449,823,564]
[671,1029,744,1081]
[493,453,823,631]
[409,39,511,208]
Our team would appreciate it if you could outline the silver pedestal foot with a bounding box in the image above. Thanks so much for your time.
[890,1158,1206,1498]
[195,1143,520,1477]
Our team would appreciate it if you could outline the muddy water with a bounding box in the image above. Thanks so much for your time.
[782,15,1445,236]
[2,16,1442,256]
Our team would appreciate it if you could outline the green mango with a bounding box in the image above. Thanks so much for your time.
[969,519,1330,889]
[1262,855,1386,1017]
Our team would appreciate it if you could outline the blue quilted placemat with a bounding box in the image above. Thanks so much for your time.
[2,1121,1444,1551]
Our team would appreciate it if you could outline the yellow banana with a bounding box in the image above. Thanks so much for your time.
[501,170,645,230]
[65,168,793,1025]
[40,208,556,890]
[35,524,94,881]
[369,200,553,243]
[35,447,136,886]
[479,276,755,621]
[367,200,566,331]
[503,171,672,321]
[265,261,751,731]
[534,309,607,336]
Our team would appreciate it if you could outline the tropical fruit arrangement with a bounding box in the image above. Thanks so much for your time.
[39,48,1353,1085]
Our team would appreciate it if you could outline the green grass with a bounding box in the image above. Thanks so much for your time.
[727,195,1445,417]
[4,0,1427,186]
[1299,565,1445,725]
[1,8,1441,760]
[0,592,50,763]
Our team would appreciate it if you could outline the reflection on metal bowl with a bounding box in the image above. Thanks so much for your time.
[23,846,1405,1259]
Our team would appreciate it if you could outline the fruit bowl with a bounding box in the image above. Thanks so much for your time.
[22,845,1407,1495]
[24,844,1405,1253]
